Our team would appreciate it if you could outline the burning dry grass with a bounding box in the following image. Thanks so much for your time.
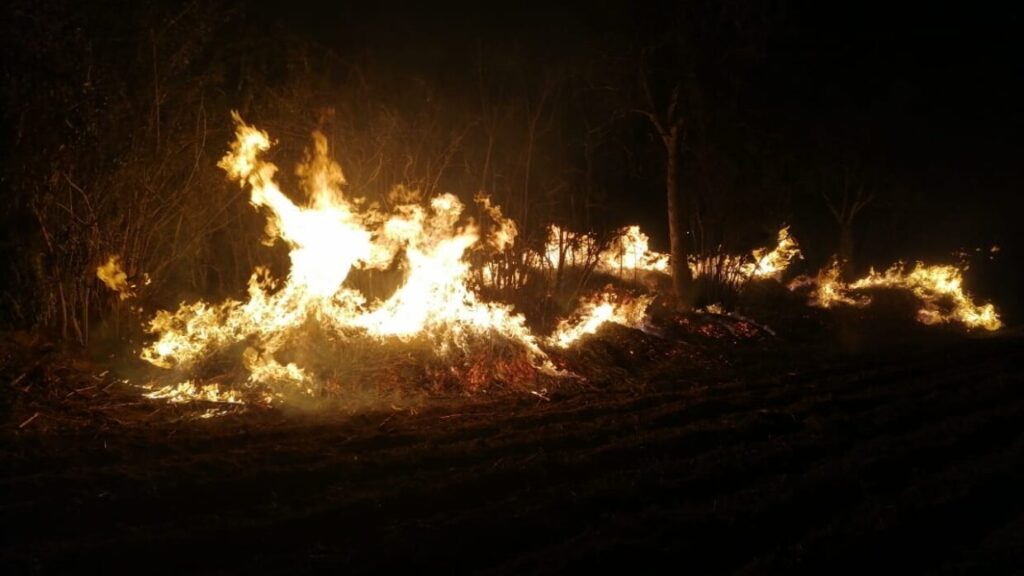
[550,289,654,348]
[138,325,561,411]
[789,259,1002,330]
[88,114,1004,412]
[539,224,802,286]
[126,115,580,403]
[109,115,690,409]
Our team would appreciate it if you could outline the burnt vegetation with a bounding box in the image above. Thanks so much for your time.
[1,0,1022,573]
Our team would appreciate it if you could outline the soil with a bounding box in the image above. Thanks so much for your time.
[1,313,1022,574]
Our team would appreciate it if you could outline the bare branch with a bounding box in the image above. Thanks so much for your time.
[850,186,874,217]
[820,190,843,222]
[666,82,681,125]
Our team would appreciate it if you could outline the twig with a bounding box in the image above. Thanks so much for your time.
[65,385,97,399]
[527,389,550,401]
[18,412,41,429]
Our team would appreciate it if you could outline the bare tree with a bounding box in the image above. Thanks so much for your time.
[638,69,693,306]
[822,162,874,278]
[630,1,775,307]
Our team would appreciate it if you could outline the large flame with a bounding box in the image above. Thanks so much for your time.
[140,114,562,400]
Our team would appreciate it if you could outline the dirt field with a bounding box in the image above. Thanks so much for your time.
[2,321,1023,574]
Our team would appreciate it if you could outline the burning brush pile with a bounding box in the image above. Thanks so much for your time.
[97,115,1003,411]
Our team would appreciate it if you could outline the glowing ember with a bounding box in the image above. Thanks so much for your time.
[550,290,654,348]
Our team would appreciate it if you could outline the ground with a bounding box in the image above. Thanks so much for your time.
[1,312,1023,574]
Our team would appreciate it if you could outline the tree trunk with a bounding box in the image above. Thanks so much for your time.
[666,126,692,306]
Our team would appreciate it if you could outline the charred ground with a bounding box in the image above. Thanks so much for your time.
[2,307,1022,574]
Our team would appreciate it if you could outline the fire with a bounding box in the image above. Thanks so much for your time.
[550,290,654,348]
[687,226,803,282]
[542,224,601,270]
[219,117,373,299]
[598,225,671,275]
[135,114,595,402]
[741,226,802,280]
[788,258,869,308]
[142,380,244,404]
[347,193,538,346]
[790,259,1002,330]
[851,262,1002,329]
[98,114,1003,408]
[540,224,671,277]
[96,255,133,300]
[541,223,802,283]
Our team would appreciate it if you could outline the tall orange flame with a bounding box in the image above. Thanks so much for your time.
[135,115,670,403]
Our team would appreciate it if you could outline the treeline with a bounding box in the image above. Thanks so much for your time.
[1,1,799,343]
